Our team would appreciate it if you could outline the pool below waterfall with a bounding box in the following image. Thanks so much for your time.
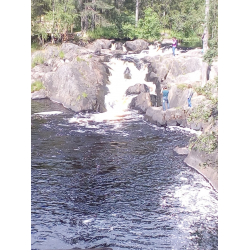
[31,51,217,250]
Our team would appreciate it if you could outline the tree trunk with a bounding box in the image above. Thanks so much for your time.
[85,14,88,32]
[91,12,95,31]
[135,0,139,26]
[201,0,210,87]
[81,14,83,31]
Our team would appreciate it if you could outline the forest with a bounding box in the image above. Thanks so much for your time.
[31,0,217,63]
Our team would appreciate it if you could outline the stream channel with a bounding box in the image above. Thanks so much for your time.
[31,49,218,250]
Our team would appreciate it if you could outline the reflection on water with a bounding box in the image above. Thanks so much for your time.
[31,99,218,250]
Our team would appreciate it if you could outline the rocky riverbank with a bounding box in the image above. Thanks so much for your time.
[31,38,218,191]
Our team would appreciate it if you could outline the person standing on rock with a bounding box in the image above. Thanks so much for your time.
[172,37,177,56]
[187,84,193,107]
[161,86,170,110]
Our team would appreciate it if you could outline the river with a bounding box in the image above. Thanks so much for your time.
[31,51,218,250]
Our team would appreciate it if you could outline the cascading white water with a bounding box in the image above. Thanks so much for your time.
[69,55,155,124]
[104,58,155,111]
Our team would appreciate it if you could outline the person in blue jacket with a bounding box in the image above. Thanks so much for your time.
[161,86,170,110]
[187,84,193,107]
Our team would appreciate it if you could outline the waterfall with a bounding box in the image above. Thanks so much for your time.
[69,55,155,124]
[68,44,176,125]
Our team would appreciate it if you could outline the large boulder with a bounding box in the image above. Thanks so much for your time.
[129,92,151,112]
[174,146,190,155]
[31,64,52,84]
[125,39,149,52]
[168,85,201,108]
[95,39,112,49]
[42,58,109,112]
[31,89,48,100]
[144,106,187,127]
[125,83,149,95]
[208,61,218,81]
[86,39,112,54]
[114,42,123,50]
[144,55,202,85]
[145,107,167,126]
[124,67,132,79]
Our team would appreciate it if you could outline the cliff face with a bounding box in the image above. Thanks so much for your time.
[31,42,110,112]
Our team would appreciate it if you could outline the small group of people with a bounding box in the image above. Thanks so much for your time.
[161,84,193,111]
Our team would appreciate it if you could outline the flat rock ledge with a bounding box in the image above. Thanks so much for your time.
[144,106,187,127]
[174,146,190,155]
[184,149,218,191]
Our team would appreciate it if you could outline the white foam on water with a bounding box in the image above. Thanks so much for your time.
[34,111,63,115]
[173,181,217,215]
[168,126,202,136]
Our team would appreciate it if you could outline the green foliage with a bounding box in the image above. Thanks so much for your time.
[32,0,78,44]
[177,83,188,90]
[194,77,218,101]
[136,8,161,41]
[82,92,88,98]
[187,103,212,123]
[122,23,137,40]
[203,39,218,64]
[165,0,205,40]
[31,42,42,53]
[187,76,218,154]
[189,131,218,154]
[77,56,86,62]
[88,26,119,39]
[76,92,88,101]
[203,0,218,64]
[59,50,65,59]
[32,54,45,68]
[87,7,161,41]
[30,0,218,55]
[31,81,45,93]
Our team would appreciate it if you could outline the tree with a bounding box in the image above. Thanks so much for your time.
[135,0,139,26]
[137,7,161,41]
[201,0,210,87]
[203,0,218,65]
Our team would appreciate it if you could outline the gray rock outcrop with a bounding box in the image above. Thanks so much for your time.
[125,39,149,52]
[43,59,109,112]
[31,89,48,100]
[125,83,149,95]
[129,92,152,112]
[184,148,218,190]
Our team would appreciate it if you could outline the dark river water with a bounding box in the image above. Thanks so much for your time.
[31,99,218,250]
